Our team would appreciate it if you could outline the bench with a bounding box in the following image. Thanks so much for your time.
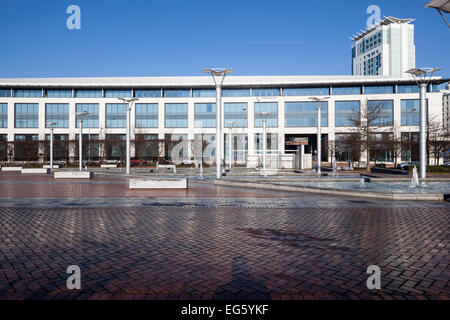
[2,167,22,171]
[156,164,177,174]
[54,171,93,179]
[22,168,50,174]
[129,178,187,189]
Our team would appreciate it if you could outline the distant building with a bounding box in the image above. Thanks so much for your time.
[442,84,450,131]
[351,17,415,78]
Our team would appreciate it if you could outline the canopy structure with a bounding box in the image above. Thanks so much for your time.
[426,0,450,28]
[351,16,414,42]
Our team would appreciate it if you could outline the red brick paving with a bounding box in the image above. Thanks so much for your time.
[0,206,448,300]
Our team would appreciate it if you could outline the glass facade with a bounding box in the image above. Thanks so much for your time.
[106,103,128,128]
[283,87,329,96]
[104,89,132,98]
[254,133,278,154]
[46,89,72,98]
[397,85,419,94]
[367,100,393,126]
[335,101,360,127]
[45,103,69,128]
[135,103,158,128]
[165,103,188,128]
[252,88,280,97]
[222,89,251,97]
[0,103,7,128]
[164,89,190,98]
[285,102,328,127]
[15,103,39,128]
[401,100,421,126]
[14,89,42,98]
[254,102,278,127]
[364,85,394,94]
[75,89,102,98]
[332,86,361,95]
[193,89,216,97]
[135,89,161,98]
[224,103,248,128]
[0,89,11,97]
[194,103,216,128]
[76,104,99,128]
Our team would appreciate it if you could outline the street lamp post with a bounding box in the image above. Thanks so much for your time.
[405,68,441,179]
[204,68,233,179]
[309,97,330,175]
[75,111,89,172]
[47,122,57,171]
[118,97,139,175]
[257,112,270,177]
[409,108,417,162]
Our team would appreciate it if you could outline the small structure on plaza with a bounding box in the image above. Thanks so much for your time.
[286,138,311,170]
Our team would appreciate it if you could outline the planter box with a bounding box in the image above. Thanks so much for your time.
[129,178,187,189]
[156,165,177,173]
[54,171,93,179]
[22,168,50,174]
[101,164,117,168]
[2,167,23,171]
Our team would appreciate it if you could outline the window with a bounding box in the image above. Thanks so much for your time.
[254,102,278,127]
[224,103,248,128]
[14,89,42,98]
[76,104,99,128]
[75,89,102,98]
[222,89,251,97]
[163,89,191,98]
[194,103,216,128]
[193,89,216,97]
[283,87,329,96]
[335,101,360,127]
[367,100,393,126]
[45,103,69,128]
[165,103,188,128]
[397,85,419,94]
[135,103,158,128]
[332,86,361,95]
[0,104,7,128]
[364,85,394,94]
[401,100,424,126]
[104,89,132,98]
[106,103,128,128]
[105,134,126,159]
[285,102,328,127]
[15,103,39,128]
[252,88,280,97]
[46,89,72,98]
[135,89,161,98]
[0,89,11,97]
[254,133,278,154]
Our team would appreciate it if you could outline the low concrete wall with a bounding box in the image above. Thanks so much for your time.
[101,164,117,168]
[157,165,177,173]
[43,165,60,169]
[129,178,187,189]
[22,168,50,174]
[2,167,23,171]
[54,171,93,179]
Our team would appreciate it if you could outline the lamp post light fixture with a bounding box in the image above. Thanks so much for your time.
[226,121,235,169]
[309,97,330,175]
[47,122,57,171]
[204,68,233,179]
[405,67,441,179]
[75,111,89,172]
[257,112,271,177]
[409,108,417,162]
[118,97,139,175]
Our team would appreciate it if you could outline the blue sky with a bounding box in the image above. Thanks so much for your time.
[0,0,448,78]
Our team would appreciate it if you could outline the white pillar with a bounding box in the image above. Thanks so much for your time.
[216,84,222,179]
[263,119,267,177]
[419,83,427,179]
[79,119,83,171]
[126,105,131,174]
[50,128,54,170]
[317,107,322,175]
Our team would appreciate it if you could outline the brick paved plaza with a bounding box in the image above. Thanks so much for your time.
[0,172,448,300]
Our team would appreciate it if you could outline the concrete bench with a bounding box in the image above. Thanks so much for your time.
[156,164,177,173]
[43,165,60,169]
[101,164,117,168]
[22,168,50,174]
[2,167,23,171]
[129,178,187,189]
[54,171,93,179]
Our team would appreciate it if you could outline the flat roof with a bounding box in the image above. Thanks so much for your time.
[0,75,447,88]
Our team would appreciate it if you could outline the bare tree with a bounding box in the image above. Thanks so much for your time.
[346,100,391,172]
[427,117,450,165]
